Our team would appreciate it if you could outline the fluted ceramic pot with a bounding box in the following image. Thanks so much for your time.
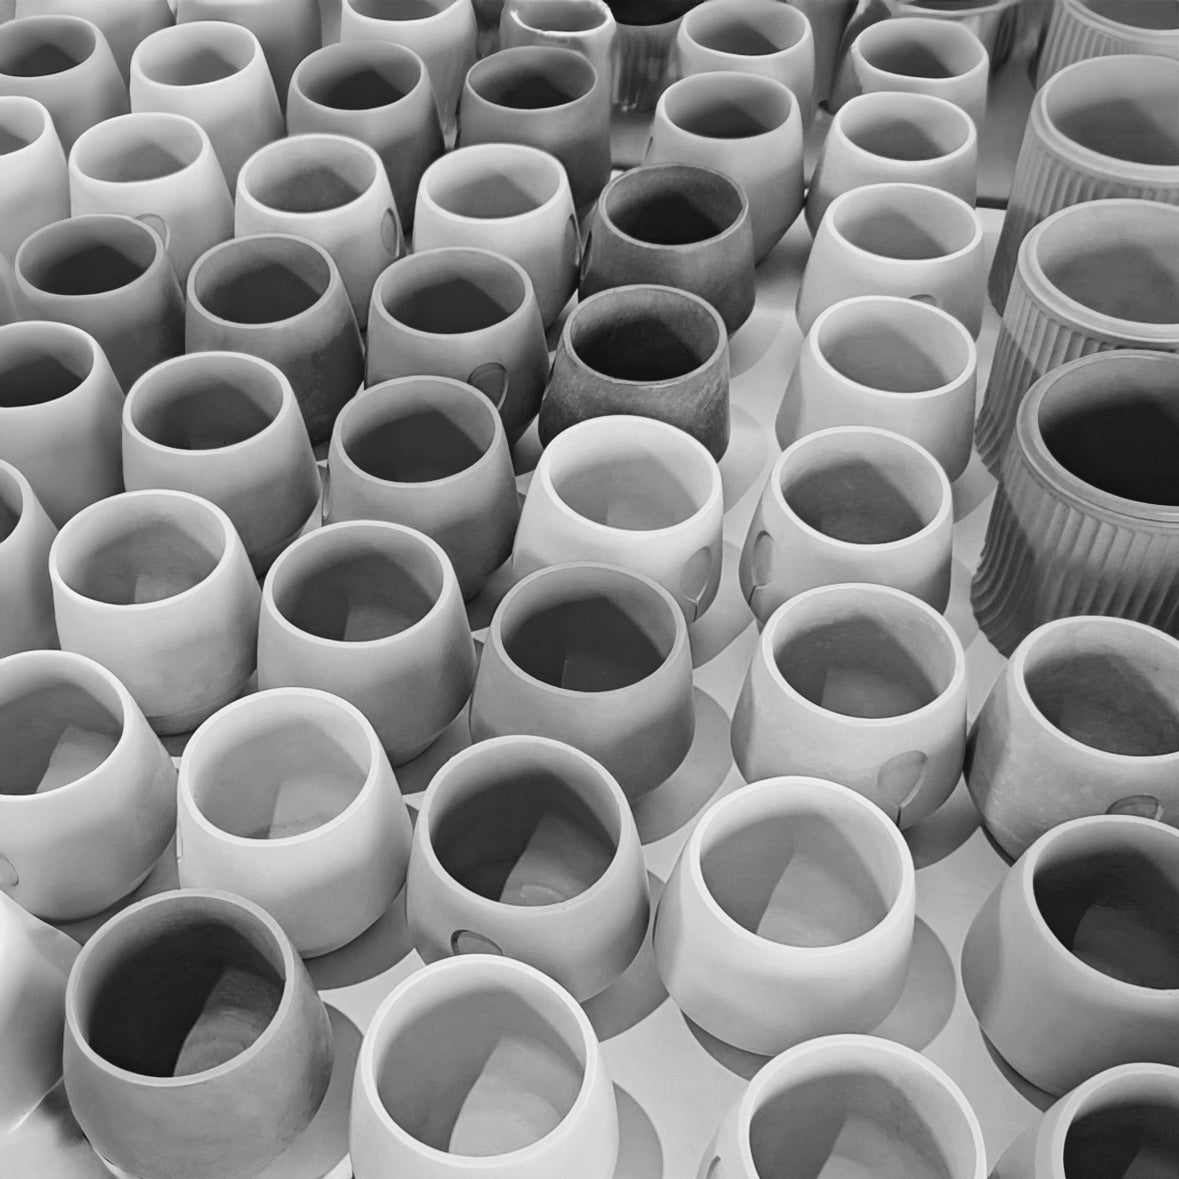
[607,0,700,115]
[0,95,67,263]
[0,461,56,656]
[1036,0,1179,85]
[0,649,176,920]
[499,0,616,99]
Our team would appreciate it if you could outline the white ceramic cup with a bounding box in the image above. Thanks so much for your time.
[0,94,68,264]
[0,460,57,657]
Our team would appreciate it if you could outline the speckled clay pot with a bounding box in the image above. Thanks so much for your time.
[1036,0,1179,86]
[0,461,57,657]
[0,95,67,264]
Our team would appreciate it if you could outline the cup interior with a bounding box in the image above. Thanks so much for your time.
[73,116,204,184]
[0,17,95,78]
[469,48,595,109]
[378,250,526,333]
[349,0,454,20]
[831,186,978,260]
[425,149,562,218]
[858,19,984,79]
[298,43,423,110]
[685,2,808,56]
[0,324,95,408]
[244,138,377,214]
[840,95,971,161]
[0,97,48,154]
[603,165,743,246]
[19,217,158,297]
[1080,0,1179,30]
[192,237,332,325]
[663,73,795,139]
[511,0,610,34]
[136,24,255,87]
[1062,1075,1179,1178]
[609,0,706,29]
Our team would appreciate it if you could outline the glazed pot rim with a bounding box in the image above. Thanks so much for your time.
[418,142,572,225]
[831,91,978,165]
[0,319,103,413]
[680,0,814,58]
[657,70,800,143]
[291,39,430,113]
[852,14,990,79]
[504,0,614,36]
[464,45,600,113]
[344,0,472,27]
[69,112,212,190]
[0,94,55,156]
[0,13,100,80]
[1064,0,1179,40]
[131,20,265,91]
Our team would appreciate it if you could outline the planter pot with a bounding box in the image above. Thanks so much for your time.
[408,735,649,1000]
[366,247,548,445]
[741,427,953,621]
[186,234,364,446]
[499,0,616,103]
[258,521,476,765]
[515,414,723,620]
[732,583,968,827]
[0,320,123,525]
[0,461,56,656]
[470,562,694,799]
[63,889,333,1179]
[647,71,802,263]
[701,1035,986,1179]
[962,815,1179,1095]
[973,351,1179,654]
[287,41,443,235]
[1036,0,1179,85]
[990,55,1179,313]
[0,15,127,150]
[793,0,856,103]
[414,143,578,329]
[68,111,233,283]
[538,283,730,459]
[777,295,978,481]
[797,182,985,337]
[968,616,1179,860]
[129,21,283,188]
[655,777,916,1054]
[177,688,413,958]
[579,162,755,334]
[0,649,176,920]
[607,0,700,115]
[806,91,978,231]
[0,95,67,263]
[14,212,184,389]
[49,490,260,735]
[326,375,518,600]
[122,352,321,575]
[351,955,619,1178]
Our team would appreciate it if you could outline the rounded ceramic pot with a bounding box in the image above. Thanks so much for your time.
[122,352,320,575]
[1036,0,1179,86]
[777,295,977,481]
[973,351,1179,654]
[741,427,953,621]
[579,163,755,334]
[515,414,723,620]
[647,70,803,263]
[962,815,1179,1095]
[186,233,365,445]
[177,688,413,958]
[0,14,127,150]
[49,489,260,735]
[63,889,333,1179]
[0,320,123,525]
[806,91,978,231]
[258,520,476,765]
[796,182,985,338]
[68,111,233,283]
[408,735,649,1000]
[287,41,443,235]
[351,955,619,1178]
[732,583,968,827]
[470,562,694,799]
[499,0,616,100]
[655,777,915,1054]
[366,247,548,445]
[0,461,57,656]
[990,55,1179,313]
[701,1034,986,1179]
[892,0,1023,72]
[0,95,67,263]
[14,212,184,389]
[538,283,731,459]
[608,0,700,115]
[414,143,578,329]
[0,649,176,920]
[326,375,518,600]
[129,21,283,188]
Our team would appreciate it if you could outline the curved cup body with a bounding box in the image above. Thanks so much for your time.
[0,95,68,263]
[0,461,57,656]
[499,0,616,101]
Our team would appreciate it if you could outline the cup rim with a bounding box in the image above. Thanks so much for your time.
[680,0,814,59]
[131,20,265,91]
[0,13,101,81]
[831,91,978,166]
[504,0,614,37]
[657,70,800,143]
[290,39,430,114]
[1065,0,1179,40]
[68,111,212,190]
[0,319,102,413]
[464,44,599,113]
[852,14,990,81]
[0,94,55,157]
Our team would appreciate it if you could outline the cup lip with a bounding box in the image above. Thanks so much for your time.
[852,14,990,80]
[464,45,600,113]
[344,0,471,28]
[68,111,212,190]
[63,888,302,1088]
[831,90,978,166]
[504,0,614,37]
[0,94,55,158]
[131,20,265,92]
[0,13,101,81]
[0,319,102,414]
[290,39,431,114]
[1066,0,1179,40]
[657,69,800,143]
[680,0,814,60]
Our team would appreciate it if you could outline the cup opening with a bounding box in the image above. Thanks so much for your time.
[1063,1073,1179,1177]
[607,0,701,29]
[0,17,95,78]
[664,73,795,138]
[512,0,610,34]
[685,2,807,56]
[73,115,204,183]
[858,20,985,79]
[192,237,332,325]
[298,44,423,110]
[0,97,48,154]
[243,139,377,214]
[0,323,95,407]
[19,217,158,297]
[470,48,595,109]
[379,251,526,333]
[350,0,456,20]
[603,165,742,246]
[831,187,977,260]
[1080,0,1179,31]
[136,24,256,87]
[840,95,971,161]
[425,148,563,218]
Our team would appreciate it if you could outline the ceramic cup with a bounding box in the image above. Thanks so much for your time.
[514,414,723,621]
[891,0,1023,72]
[700,1034,987,1179]
[732,583,968,827]
[796,182,985,338]
[258,520,477,765]
[13,212,184,389]
[0,649,176,920]
[538,283,731,460]
[741,427,953,622]
[63,889,333,1179]
[68,111,233,283]
[608,0,698,116]
[646,70,803,263]
[806,91,978,231]
[656,777,916,1055]
[351,955,619,1178]
[498,0,616,100]
[287,41,443,235]
[470,562,694,800]
[129,20,283,188]
[795,0,857,103]
[186,233,365,445]
[0,461,57,656]
[0,95,67,263]
[365,246,548,445]
[963,815,1179,1095]
[49,489,260,735]
[1036,0,1179,86]
[122,352,321,575]
[579,162,756,335]
[408,735,649,999]
[0,320,123,525]
[177,688,413,958]
[777,294,978,481]
[414,142,578,329]
[326,375,518,600]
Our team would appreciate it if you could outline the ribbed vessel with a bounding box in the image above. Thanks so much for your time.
[1036,0,1179,85]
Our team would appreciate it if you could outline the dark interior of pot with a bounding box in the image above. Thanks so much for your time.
[0,18,94,78]
[1081,0,1179,30]
[193,238,330,325]
[842,97,970,162]
[350,0,451,19]
[513,0,609,33]
[20,218,157,297]
[607,0,703,27]
[1064,1092,1179,1179]
[472,48,594,109]
[0,326,93,407]
[73,118,203,184]
[861,21,982,79]
[381,252,524,332]
[686,2,804,55]
[299,44,421,110]
[136,26,254,86]
[833,187,977,261]
[427,152,560,218]
[0,98,46,154]
[245,140,375,213]
[664,74,794,139]
[605,165,741,246]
